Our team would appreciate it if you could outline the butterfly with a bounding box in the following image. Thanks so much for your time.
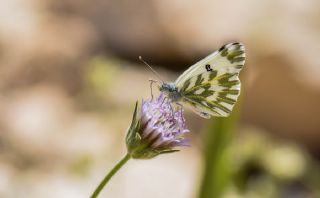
[156,42,245,119]
[141,42,245,119]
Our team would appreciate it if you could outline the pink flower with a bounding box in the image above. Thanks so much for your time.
[126,94,189,159]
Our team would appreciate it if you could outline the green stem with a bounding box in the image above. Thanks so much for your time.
[91,153,131,198]
[198,96,242,198]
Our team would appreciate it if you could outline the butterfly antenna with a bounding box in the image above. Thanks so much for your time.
[139,56,164,82]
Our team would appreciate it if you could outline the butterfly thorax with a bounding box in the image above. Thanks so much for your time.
[159,82,181,102]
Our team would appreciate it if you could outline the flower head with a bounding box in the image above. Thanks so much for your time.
[126,94,189,159]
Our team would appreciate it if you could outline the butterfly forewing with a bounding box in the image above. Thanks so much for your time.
[175,42,245,118]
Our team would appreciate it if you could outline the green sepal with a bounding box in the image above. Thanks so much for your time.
[159,150,180,155]
[130,145,181,159]
[125,101,141,152]
[130,146,160,159]
[125,101,138,140]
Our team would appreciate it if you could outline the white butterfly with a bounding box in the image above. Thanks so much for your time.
[144,42,245,119]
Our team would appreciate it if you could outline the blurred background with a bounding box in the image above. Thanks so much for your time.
[1,0,320,197]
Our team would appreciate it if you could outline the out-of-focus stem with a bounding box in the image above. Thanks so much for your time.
[198,102,241,198]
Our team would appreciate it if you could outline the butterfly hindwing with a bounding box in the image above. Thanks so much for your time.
[175,42,245,118]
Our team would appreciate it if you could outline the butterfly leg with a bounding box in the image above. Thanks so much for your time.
[176,102,183,113]
[161,96,168,106]
[160,96,174,114]
[149,79,158,100]
[168,101,175,115]
[176,102,183,108]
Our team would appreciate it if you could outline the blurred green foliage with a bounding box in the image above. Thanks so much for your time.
[198,105,239,198]
[197,101,320,198]
[68,155,94,177]
[81,56,121,111]
[228,129,320,198]
[85,56,120,97]
[198,127,320,198]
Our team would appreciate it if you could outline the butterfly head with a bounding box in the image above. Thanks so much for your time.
[159,83,180,102]
[160,82,176,92]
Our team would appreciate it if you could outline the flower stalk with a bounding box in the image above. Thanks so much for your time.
[90,153,130,198]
